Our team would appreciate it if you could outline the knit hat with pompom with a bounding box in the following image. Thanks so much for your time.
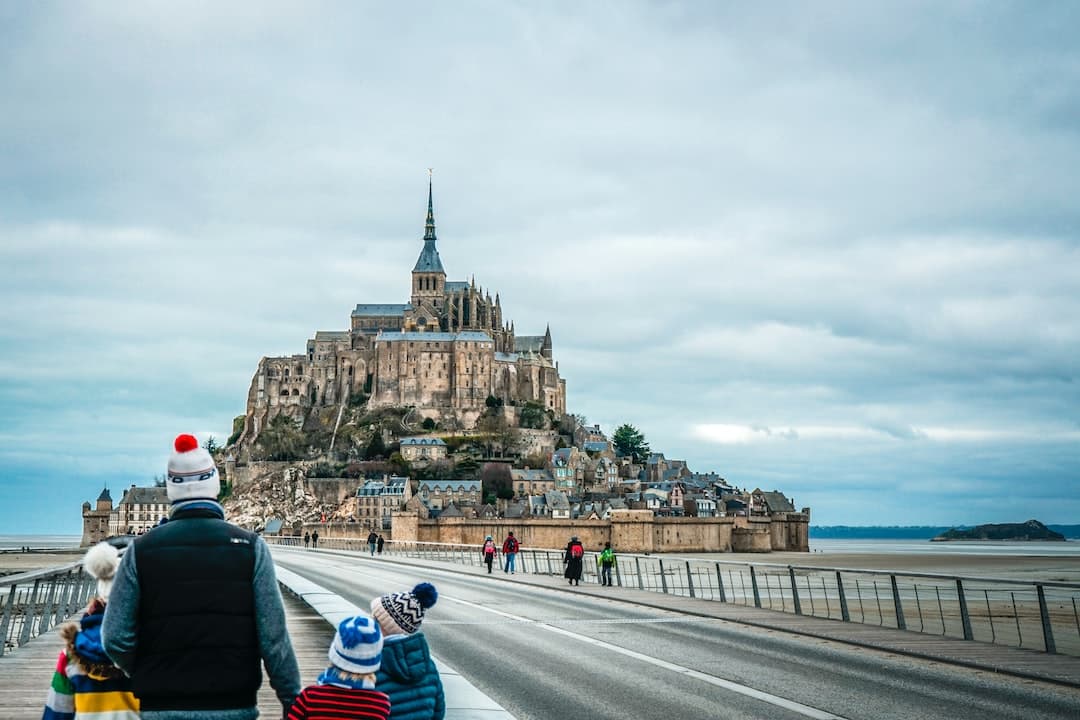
[83,542,120,601]
[328,613,383,674]
[166,433,220,503]
[370,582,438,636]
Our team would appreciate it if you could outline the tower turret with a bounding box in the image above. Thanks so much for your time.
[410,171,446,309]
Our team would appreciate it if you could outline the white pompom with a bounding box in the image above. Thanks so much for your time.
[83,541,120,581]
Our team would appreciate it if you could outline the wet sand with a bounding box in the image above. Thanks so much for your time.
[0,552,82,577]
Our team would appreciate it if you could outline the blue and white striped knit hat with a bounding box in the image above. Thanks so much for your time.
[328,614,383,674]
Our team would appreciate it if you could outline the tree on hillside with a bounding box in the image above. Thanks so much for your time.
[480,462,514,503]
[518,400,547,429]
[613,423,650,463]
[257,414,305,461]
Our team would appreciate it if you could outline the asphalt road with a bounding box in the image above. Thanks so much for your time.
[272,547,1080,720]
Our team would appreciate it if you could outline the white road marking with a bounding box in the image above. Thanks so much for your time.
[443,593,848,720]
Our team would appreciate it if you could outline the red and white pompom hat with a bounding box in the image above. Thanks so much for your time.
[166,433,220,503]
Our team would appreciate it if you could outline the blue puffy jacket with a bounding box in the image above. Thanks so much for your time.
[374,632,445,720]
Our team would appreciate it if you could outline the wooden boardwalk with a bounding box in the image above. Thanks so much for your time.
[0,592,333,719]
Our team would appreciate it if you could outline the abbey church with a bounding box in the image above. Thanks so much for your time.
[241,179,567,437]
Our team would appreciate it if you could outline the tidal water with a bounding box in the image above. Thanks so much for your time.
[0,534,81,550]
[810,538,1080,557]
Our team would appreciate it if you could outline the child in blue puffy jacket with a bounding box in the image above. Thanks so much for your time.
[370,583,445,720]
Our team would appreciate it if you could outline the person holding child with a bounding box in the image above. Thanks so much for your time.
[288,613,391,720]
[371,583,445,720]
[43,541,139,720]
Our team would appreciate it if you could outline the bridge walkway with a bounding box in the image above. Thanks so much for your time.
[365,548,1080,689]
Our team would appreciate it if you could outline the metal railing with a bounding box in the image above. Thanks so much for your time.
[267,536,1080,656]
[0,563,94,656]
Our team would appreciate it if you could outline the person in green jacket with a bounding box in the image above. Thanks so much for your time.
[597,542,617,587]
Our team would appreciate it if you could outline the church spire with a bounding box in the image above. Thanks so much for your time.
[424,169,436,242]
[412,169,445,275]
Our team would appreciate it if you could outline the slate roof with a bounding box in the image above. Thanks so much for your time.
[544,490,570,509]
[352,304,411,317]
[510,468,554,482]
[97,487,112,502]
[759,491,796,513]
[314,331,350,341]
[413,240,445,273]
[494,352,520,363]
[119,486,169,505]
[420,479,481,492]
[376,331,493,343]
[583,441,609,453]
[446,281,469,292]
[401,437,447,446]
[264,518,284,534]
[515,336,544,353]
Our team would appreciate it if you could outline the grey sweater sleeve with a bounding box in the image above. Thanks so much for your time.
[253,536,301,709]
[101,545,140,675]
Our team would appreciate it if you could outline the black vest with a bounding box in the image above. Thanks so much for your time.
[132,507,260,710]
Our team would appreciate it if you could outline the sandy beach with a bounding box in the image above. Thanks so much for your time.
[0,551,82,577]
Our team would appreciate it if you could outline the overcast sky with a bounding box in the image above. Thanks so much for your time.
[2,2,1078,535]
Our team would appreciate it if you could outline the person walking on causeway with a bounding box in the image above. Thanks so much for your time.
[564,536,585,586]
[371,583,445,720]
[43,541,139,720]
[501,532,519,574]
[368,530,379,557]
[481,535,497,574]
[377,535,385,555]
[288,613,391,720]
[597,541,617,587]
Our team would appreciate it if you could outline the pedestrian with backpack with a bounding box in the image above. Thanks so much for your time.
[481,535,497,574]
[597,541,617,587]
[501,531,519,574]
[563,536,584,586]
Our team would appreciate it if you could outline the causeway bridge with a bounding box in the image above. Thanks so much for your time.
[3,545,1080,719]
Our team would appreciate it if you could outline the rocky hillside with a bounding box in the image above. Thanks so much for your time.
[221,465,349,532]
[931,519,1066,542]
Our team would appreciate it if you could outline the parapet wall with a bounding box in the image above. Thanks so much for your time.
[383,509,809,553]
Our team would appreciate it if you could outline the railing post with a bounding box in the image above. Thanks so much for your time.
[659,559,668,594]
[788,567,802,615]
[715,563,727,603]
[890,575,906,630]
[836,571,850,622]
[0,581,18,652]
[1036,584,1057,654]
[749,566,762,608]
[21,579,44,644]
[686,561,695,598]
[41,577,59,635]
[956,578,973,641]
[635,557,644,590]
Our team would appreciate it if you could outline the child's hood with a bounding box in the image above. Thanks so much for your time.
[379,632,433,684]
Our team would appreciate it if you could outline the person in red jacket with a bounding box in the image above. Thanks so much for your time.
[501,532,519,574]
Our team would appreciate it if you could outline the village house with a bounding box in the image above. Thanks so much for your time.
[399,436,448,463]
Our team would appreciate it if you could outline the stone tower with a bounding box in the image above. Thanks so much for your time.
[81,487,113,547]
[409,174,446,328]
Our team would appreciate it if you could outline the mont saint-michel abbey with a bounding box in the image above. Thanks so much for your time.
[242,180,567,435]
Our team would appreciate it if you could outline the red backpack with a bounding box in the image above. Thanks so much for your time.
[570,543,583,559]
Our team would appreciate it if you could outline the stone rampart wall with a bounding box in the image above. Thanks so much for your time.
[371,510,808,553]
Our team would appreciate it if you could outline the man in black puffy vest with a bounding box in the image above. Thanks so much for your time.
[103,434,300,719]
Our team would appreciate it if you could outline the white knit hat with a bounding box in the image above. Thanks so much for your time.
[370,582,438,636]
[328,614,383,674]
[83,541,120,601]
[167,433,220,503]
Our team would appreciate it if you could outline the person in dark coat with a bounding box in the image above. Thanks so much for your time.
[377,535,385,555]
[371,583,445,720]
[368,530,379,556]
[563,536,585,586]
